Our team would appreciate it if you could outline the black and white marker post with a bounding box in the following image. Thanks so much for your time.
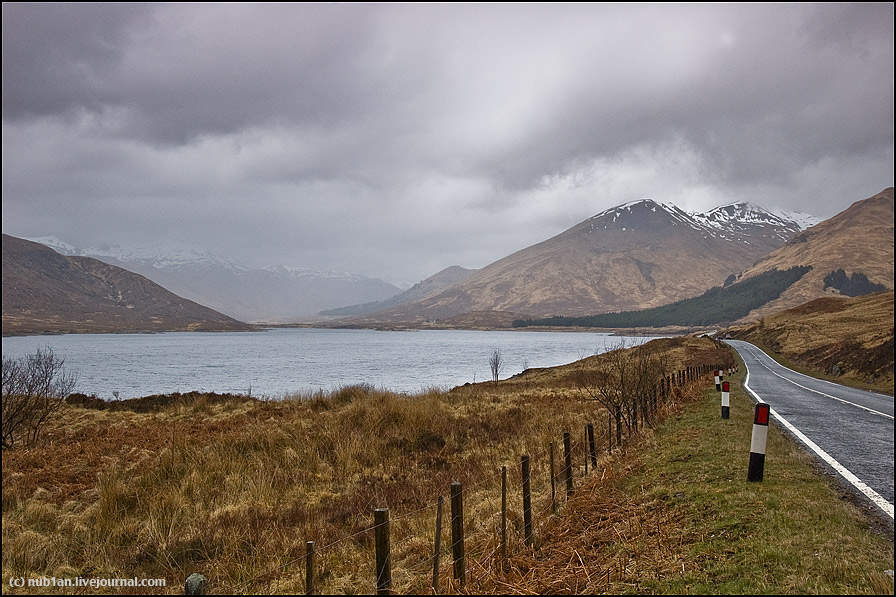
[747,403,771,482]
[721,381,730,419]
[714,369,722,391]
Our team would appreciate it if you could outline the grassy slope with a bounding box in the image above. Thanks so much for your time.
[2,338,892,594]
[729,290,894,394]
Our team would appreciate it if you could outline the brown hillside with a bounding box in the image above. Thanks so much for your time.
[361,200,799,323]
[730,290,894,392]
[736,187,894,321]
[2,234,253,335]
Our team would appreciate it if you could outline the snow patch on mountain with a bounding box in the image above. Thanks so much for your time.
[261,264,368,282]
[85,243,248,272]
[771,210,822,230]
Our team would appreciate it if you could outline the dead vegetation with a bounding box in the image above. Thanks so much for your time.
[4,336,889,595]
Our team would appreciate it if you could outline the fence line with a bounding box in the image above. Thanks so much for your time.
[220,364,721,595]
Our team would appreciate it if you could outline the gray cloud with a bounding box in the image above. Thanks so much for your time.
[2,3,893,286]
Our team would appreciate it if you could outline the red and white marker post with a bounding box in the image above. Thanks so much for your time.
[747,403,771,482]
[714,370,722,391]
[721,381,730,419]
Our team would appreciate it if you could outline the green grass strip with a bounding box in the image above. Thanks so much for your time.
[610,365,894,594]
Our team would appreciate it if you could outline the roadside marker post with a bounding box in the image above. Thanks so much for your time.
[714,370,722,391]
[721,381,730,419]
[748,403,771,482]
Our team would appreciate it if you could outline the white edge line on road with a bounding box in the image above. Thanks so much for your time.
[737,342,893,420]
[733,340,892,398]
[742,359,895,520]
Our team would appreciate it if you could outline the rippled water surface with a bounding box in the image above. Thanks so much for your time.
[2,328,651,399]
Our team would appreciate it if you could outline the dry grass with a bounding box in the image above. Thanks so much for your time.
[10,336,879,595]
[469,365,894,595]
[730,290,894,394]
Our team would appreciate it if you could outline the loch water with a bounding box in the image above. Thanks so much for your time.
[2,328,652,399]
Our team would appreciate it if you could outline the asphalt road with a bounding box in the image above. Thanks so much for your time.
[725,340,894,520]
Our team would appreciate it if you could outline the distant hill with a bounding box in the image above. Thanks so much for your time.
[352,200,807,325]
[2,234,253,335]
[320,265,477,317]
[734,187,894,321]
[28,238,402,323]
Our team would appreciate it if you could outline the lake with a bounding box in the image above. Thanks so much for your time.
[1,328,652,399]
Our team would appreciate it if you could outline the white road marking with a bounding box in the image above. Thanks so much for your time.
[738,343,892,419]
[740,351,894,519]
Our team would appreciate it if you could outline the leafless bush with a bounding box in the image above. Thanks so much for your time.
[2,347,76,449]
[489,347,503,384]
[576,338,669,444]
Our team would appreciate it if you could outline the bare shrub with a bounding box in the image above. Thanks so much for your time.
[489,347,503,384]
[576,338,669,444]
[2,347,76,449]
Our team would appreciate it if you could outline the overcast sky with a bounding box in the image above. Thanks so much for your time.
[3,3,893,286]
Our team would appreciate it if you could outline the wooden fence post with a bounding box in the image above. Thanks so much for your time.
[563,431,574,497]
[433,495,443,594]
[615,406,623,448]
[587,423,597,468]
[450,481,465,586]
[549,441,557,514]
[607,410,613,454]
[583,425,589,475]
[501,466,507,569]
[521,454,533,546]
[305,541,315,596]
[374,508,391,595]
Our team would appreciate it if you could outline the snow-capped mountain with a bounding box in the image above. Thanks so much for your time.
[3,234,252,336]
[24,239,401,323]
[692,202,804,244]
[581,200,808,246]
[361,198,815,322]
[30,237,246,272]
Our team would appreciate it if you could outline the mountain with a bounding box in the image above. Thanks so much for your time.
[733,187,894,320]
[2,234,253,335]
[350,200,806,325]
[319,265,478,317]
[28,240,402,323]
[693,202,817,242]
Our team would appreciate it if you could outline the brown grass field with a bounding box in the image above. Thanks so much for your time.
[2,337,893,594]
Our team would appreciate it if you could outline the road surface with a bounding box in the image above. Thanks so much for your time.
[726,340,894,520]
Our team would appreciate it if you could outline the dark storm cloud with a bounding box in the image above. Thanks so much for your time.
[2,3,893,284]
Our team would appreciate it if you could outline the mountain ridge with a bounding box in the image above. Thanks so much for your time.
[319,265,478,317]
[26,239,403,323]
[733,187,894,321]
[340,199,809,325]
[2,234,254,336]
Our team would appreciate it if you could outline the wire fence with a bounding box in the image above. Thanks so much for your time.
[203,363,724,595]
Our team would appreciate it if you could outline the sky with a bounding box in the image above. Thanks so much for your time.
[2,3,893,287]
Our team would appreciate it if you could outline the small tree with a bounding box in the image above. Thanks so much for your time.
[488,348,503,384]
[2,347,76,449]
